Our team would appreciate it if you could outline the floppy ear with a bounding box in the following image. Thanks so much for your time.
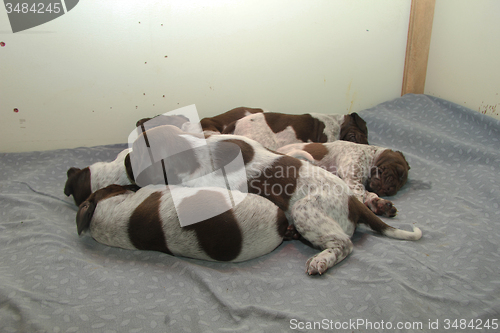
[124,153,135,182]
[67,167,81,178]
[221,120,237,134]
[350,113,368,135]
[76,201,96,235]
[395,164,407,181]
[396,151,410,170]
[64,167,81,196]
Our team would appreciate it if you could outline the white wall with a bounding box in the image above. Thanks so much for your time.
[425,0,500,120]
[0,0,411,152]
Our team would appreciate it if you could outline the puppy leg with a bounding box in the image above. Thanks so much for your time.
[291,198,353,275]
[304,233,353,275]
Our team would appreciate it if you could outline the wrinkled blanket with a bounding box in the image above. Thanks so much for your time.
[1,94,499,332]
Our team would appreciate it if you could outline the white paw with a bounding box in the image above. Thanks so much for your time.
[305,255,329,275]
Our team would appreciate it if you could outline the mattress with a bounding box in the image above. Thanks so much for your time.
[1,94,499,332]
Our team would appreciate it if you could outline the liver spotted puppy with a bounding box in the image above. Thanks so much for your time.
[277,141,410,217]
[136,106,264,134]
[63,107,263,205]
[64,107,263,205]
[76,184,291,262]
[222,112,368,150]
[128,125,421,275]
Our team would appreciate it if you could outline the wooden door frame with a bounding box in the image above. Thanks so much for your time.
[401,0,436,95]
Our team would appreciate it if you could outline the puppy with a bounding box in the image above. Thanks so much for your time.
[277,141,410,217]
[222,112,368,150]
[76,184,290,262]
[128,125,421,275]
[63,107,262,205]
[136,106,264,134]
[64,149,133,206]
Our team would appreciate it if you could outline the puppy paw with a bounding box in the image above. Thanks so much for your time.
[284,224,302,241]
[305,255,329,275]
[369,198,397,217]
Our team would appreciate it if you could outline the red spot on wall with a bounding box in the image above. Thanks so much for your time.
[0,42,5,47]
[13,108,19,113]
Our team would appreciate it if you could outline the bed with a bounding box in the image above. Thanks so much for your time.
[1,94,499,332]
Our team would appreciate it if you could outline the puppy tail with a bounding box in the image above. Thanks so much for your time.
[382,225,422,241]
[348,196,422,241]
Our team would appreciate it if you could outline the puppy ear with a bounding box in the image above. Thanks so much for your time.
[221,120,237,134]
[67,167,81,177]
[64,167,81,196]
[136,118,149,128]
[350,113,368,134]
[76,201,96,235]
[124,153,135,182]
[396,151,410,170]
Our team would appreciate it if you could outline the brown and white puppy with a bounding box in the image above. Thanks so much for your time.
[128,125,420,275]
[76,184,290,262]
[64,106,263,205]
[221,112,368,150]
[277,141,410,217]
[64,149,133,206]
[136,106,264,134]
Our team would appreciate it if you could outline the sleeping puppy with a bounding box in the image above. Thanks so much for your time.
[76,184,291,262]
[63,106,263,205]
[128,125,421,275]
[64,149,133,206]
[221,112,368,150]
[136,106,264,134]
[277,141,410,217]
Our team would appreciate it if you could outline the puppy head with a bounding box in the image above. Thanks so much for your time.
[368,150,410,196]
[340,113,368,144]
[64,167,92,206]
[76,184,139,235]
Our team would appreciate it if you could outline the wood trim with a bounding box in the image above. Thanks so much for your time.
[402,0,436,95]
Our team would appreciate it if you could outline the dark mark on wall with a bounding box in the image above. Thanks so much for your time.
[479,101,499,117]
[14,108,19,113]
[0,42,5,47]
